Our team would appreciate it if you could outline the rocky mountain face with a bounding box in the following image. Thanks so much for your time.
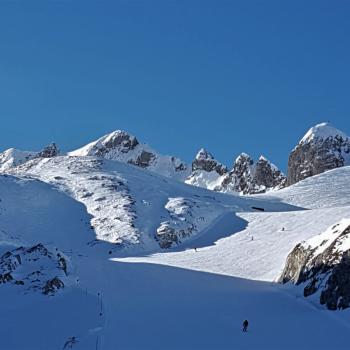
[217,154,286,194]
[3,123,349,195]
[192,149,228,175]
[186,150,286,194]
[279,219,350,310]
[0,129,287,195]
[287,123,350,186]
[185,149,228,190]
[69,130,190,181]
[37,143,59,158]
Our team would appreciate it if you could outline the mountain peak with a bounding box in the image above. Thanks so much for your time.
[234,152,253,166]
[288,123,350,185]
[195,148,214,161]
[300,123,348,144]
[69,130,189,180]
[192,149,227,174]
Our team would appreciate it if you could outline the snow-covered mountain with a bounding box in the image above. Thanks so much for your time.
[0,143,59,172]
[69,130,190,181]
[287,122,350,185]
[186,150,286,194]
[219,153,286,194]
[7,154,291,249]
[1,125,350,349]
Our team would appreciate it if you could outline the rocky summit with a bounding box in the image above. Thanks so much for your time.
[287,123,350,186]
[217,153,286,194]
[69,130,190,181]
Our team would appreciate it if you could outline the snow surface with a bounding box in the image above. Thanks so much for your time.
[185,168,225,190]
[300,122,349,144]
[0,148,37,171]
[1,158,350,349]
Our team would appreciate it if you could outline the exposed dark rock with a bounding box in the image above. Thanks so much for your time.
[0,243,68,296]
[192,149,228,176]
[42,277,64,295]
[0,272,13,284]
[279,222,350,310]
[287,123,350,186]
[95,131,139,156]
[37,143,59,158]
[254,156,286,189]
[58,255,68,275]
[129,150,156,168]
[230,153,255,194]
[218,154,286,194]
[156,225,179,249]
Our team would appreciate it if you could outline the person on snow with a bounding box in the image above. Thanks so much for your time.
[243,319,249,332]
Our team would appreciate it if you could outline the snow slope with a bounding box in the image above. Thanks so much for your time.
[0,148,37,171]
[270,165,350,209]
[117,166,350,281]
[0,175,102,350]
[9,155,295,249]
[1,160,350,349]
[300,122,349,144]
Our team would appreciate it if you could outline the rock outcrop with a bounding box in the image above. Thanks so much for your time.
[0,243,68,296]
[187,150,286,195]
[279,219,350,310]
[192,149,228,175]
[254,156,287,190]
[287,123,350,186]
[155,197,218,248]
[218,154,286,194]
[185,149,228,190]
[37,143,59,158]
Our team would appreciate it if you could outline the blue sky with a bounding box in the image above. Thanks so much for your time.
[0,0,349,171]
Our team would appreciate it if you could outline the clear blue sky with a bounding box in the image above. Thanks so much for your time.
[1,0,350,171]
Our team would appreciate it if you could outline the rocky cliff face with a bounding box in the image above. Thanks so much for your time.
[192,149,228,175]
[185,149,228,190]
[37,143,59,158]
[218,154,286,194]
[254,156,286,190]
[279,219,350,310]
[69,130,190,181]
[287,123,350,186]
[186,150,286,195]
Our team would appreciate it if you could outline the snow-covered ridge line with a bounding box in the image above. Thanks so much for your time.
[187,150,286,194]
[68,130,190,181]
[2,122,350,195]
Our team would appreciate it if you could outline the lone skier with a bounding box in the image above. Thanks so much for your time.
[242,319,249,332]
